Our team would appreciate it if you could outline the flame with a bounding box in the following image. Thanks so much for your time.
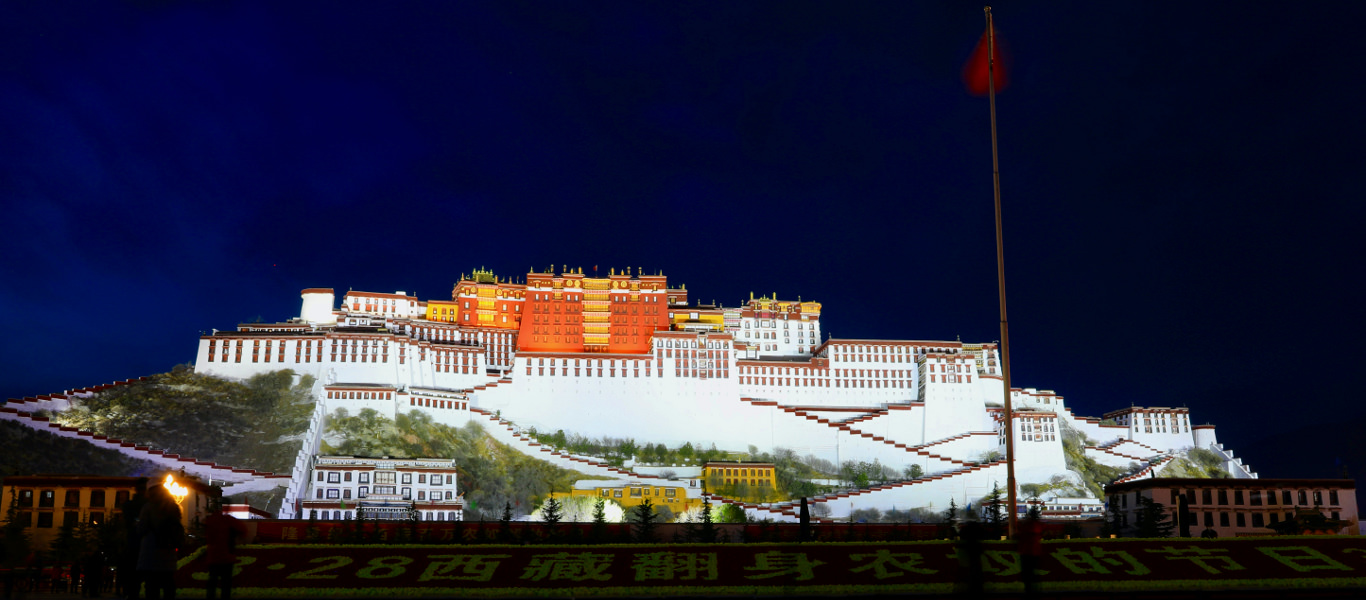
[164,474,189,504]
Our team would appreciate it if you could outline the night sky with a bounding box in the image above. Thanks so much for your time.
[4,2,1363,481]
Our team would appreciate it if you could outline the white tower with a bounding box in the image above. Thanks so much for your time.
[300,288,337,325]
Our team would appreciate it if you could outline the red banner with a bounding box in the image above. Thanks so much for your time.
[176,537,1366,596]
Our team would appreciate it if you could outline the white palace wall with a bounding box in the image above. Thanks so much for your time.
[186,287,1244,511]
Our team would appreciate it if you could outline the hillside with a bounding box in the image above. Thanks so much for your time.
[46,366,314,474]
[0,419,158,485]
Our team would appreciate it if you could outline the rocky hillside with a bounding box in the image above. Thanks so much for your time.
[46,366,314,474]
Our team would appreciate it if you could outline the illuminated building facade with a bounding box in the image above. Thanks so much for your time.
[558,478,703,513]
[1105,478,1359,537]
[518,267,669,354]
[0,474,217,550]
[703,461,779,502]
[302,456,464,522]
[189,264,1255,521]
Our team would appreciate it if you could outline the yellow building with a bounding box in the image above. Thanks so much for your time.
[425,299,460,323]
[1,473,218,552]
[558,479,703,514]
[703,461,780,502]
[669,307,726,332]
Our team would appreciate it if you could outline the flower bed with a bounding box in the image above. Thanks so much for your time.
[174,536,1366,597]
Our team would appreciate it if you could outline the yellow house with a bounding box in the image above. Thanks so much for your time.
[558,479,703,514]
[425,300,460,323]
[703,461,780,503]
[1,472,218,552]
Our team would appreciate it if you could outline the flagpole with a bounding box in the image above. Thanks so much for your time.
[984,5,1018,540]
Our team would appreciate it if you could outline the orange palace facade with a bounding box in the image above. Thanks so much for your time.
[433,267,681,357]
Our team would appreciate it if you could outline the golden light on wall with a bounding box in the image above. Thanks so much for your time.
[163,474,189,504]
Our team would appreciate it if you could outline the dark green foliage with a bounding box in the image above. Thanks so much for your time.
[498,502,514,543]
[0,418,158,484]
[540,496,562,540]
[1060,421,1130,497]
[715,503,748,524]
[1105,500,1124,537]
[1,491,29,567]
[590,498,607,542]
[694,496,717,543]
[1020,475,1086,501]
[324,409,593,520]
[50,366,314,473]
[850,508,883,523]
[1134,495,1176,538]
[983,483,1006,532]
[632,498,658,542]
[945,498,959,522]
[1185,448,1231,478]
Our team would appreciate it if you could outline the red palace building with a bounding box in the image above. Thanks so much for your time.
[447,267,674,355]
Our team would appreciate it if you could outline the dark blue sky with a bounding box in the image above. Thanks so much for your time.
[3,2,1363,479]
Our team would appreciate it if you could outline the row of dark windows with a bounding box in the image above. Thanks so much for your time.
[9,510,112,529]
[14,489,129,509]
[316,472,454,485]
[1170,488,1340,507]
[1199,510,1343,529]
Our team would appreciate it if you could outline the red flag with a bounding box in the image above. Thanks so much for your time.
[963,29,1009,96]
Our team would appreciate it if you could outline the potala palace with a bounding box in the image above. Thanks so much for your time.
[170,267,1255,521]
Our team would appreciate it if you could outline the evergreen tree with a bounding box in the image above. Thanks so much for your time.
[498,502,514,543]
[1,490,30,567]
[983,484,1006,534]
[51,519,79,563]
[945,498,959,522]
[1104,499,1125,538]
[590,498,607,543]
[541,496,562,541]
[1134,496,1175,538]
[632,498,658,543]
[697,496,717,543]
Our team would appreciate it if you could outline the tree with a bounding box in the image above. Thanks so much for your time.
[1104,499,1125,538]
[632,498,658,542]
[541,496,562,541]
[945,498,959,523]
[1133,496,1175,538]
[904,464,924,480]
[590,497,608,543]
[541,496,562,526]
[983,484,1006,533]
[716,503,748,524]
[696,496,718,543]
[619,438,638,461]
[498,501,514,543]
[1,489,29,567]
